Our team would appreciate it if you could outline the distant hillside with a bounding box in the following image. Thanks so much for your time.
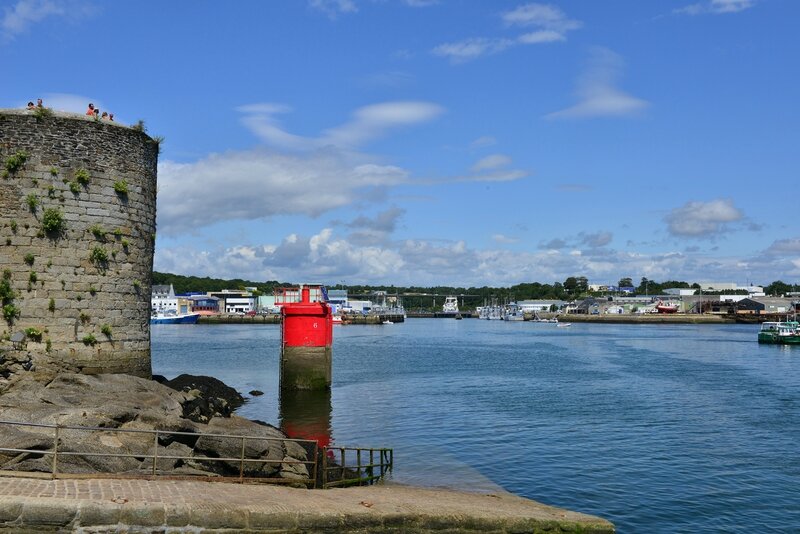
[152,272,287,295]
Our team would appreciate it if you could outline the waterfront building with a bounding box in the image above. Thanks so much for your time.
[517,300,565,312]
[207,289,256,315]
[151,284,178,314]
[736,297,794,314]
[187,295,220,315]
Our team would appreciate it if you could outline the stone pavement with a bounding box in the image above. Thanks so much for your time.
[0,476,615,532]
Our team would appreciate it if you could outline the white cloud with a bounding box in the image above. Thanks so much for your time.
[675,0,756,15]
[432,3,579,63]
[580,231,613,248]
[502,3,582,33]
[471,154,512,172]
[470,136,497,148]
[156,227,774,287]
[432,37,514,63]
[1,0,64,40]
[238,101,444,150]
[764,237,800,256]
[546,48,649,120]
[308,0,357,18]
[157,148,407,235]
[492,234,518,244]
[403,0,438,6]
[517,30,564,44]
[664,199,744,237]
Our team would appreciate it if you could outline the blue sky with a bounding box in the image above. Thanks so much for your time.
[3,0,798,287]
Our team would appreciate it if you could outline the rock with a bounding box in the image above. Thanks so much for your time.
[161,374,244,422]
[0,372,308,482]
[249,389,264,396]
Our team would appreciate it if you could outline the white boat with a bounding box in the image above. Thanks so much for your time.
[443,296,459,314]
[383,320,393,325]
[504,303,525,321]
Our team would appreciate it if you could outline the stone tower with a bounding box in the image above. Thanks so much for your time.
[1,109,157,377]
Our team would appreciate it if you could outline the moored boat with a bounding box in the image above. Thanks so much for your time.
[757,321,800,344]
[150,312,200,325]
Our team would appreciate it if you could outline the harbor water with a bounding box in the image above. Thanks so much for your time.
[152,320,800,532]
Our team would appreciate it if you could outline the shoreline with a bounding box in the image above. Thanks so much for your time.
[0,477,614,533]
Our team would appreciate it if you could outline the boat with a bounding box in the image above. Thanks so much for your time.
[504,303,525,321]
[382,320,394,325]
[439,296,461,318]
[757,321,800,344]
[556,322,572,328]
[150,312,200,325]
[655,300,679,314]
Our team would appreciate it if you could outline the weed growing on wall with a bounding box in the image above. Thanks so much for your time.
[41,208,65,234]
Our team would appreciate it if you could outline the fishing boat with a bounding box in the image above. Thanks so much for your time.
[439,296,461,318]
[504,303,525,321]
[757,321,800,344]
[150,312,200,325]
[655,300,679,314]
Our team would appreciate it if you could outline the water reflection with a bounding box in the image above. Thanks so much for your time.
[279,389,333,449]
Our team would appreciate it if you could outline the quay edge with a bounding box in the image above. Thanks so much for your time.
[0,478,614,533]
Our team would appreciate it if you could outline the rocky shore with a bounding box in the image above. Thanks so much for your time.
[0,348,309,482]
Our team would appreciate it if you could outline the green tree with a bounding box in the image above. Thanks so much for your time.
[618,277,633,288]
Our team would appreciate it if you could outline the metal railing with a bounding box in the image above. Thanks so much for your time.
[321,446,393,488]
[0,420,393,489]
[0,420,318,487]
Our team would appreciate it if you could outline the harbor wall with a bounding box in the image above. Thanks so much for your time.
[0,109,157,377]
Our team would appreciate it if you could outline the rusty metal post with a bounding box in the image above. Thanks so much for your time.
[321,447,328,488]
[152,430,159,477]
[239,437,246,482]
[51,425,59,478]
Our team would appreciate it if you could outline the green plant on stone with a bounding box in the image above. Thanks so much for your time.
[28,271,37,284]
[50,167,58,176]
[113,180,129,195]
[45,339,52,352]
[132,279,141,290]
[24,253,34,265]
[100,324,112,337]
[89,285,97,296]
[69,181,80,194]
[89,224,106,240]
[2,304,20,324]
[46,260,52,269]
[79,311,90,323]
[31,178,38,185]
[74,168,90,185]
[151,136,165,154]
[48,298,55,312]
[76,295,82,302]
[82,333,97,346]
[10,220,17,233]
[4,151,28,174]
[121,238,129,249]
[41,207,65,234]
[47,184,56,197]
[131,120,147,133]
[26,193,39,211]
[90,246,109,266]
[113,228,123,239]
[33,106,53,120]
[24,327,43,341]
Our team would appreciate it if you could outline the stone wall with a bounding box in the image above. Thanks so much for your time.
[0,109,157,377]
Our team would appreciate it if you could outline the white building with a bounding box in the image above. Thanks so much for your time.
[151,284,178,314]
[224,296,256,314]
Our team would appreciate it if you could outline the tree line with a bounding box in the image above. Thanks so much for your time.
[152,272,799,311]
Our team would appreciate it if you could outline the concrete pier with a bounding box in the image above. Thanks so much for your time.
[0,478,614,532]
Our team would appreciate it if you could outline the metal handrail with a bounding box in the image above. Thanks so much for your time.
[0,419,318,487]
[321,446,393,488]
